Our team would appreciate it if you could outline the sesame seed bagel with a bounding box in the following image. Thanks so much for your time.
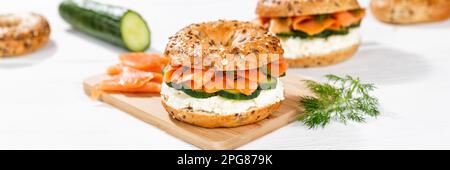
[285,43,359,67]
[256,0,362,17]
[0,13,51,57]
[164,20,284,71]
[162,100,282,128]
[371,0,450,24]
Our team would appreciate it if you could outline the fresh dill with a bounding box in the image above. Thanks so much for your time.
[299,75,380,129]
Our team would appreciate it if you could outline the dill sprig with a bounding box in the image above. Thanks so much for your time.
[299,75,380,129]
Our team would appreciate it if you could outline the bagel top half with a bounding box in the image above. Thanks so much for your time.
[256,0,362,17]
[163,20,284,71]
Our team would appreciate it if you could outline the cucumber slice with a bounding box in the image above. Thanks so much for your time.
[162,65,167,74]
[59,0,151,52]
[260,65,286,78]
[182,88,217,99]
[121,11,151,51]
[166,82,173,88]
[167,82,217,99]
[167,82,264,100]
[259,77,277,90]
[260,65,269,75]
[218,89,261,100]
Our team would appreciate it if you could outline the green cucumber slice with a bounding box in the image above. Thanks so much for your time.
[218,89,261,100]
[259,77,278,90]
[162,65,168,74]
[166,82,173,88]
[182,88,217,99]
[167,82,264,100]
[167,82,217,99]
[120,11,151,51]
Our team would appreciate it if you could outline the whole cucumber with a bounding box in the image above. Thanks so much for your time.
[59,0,151,51]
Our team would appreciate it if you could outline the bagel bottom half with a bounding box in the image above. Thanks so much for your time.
[162,100,282,128]
[285,43,360,68]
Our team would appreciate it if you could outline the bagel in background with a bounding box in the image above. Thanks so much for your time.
[162,20,287,128]
[371,0,450,24]
[255,0,365,68]
[0,13,51,57]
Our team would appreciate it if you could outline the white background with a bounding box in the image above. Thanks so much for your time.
[1,0,449,149]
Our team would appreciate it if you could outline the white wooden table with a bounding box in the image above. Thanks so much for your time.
[1,0,450,149]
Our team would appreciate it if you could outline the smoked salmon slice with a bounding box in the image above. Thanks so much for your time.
[106,64,123,76]
[109,53,169,76]
[92,80,161,99]
[292,16,313,27]
[163,65,182,83]
[268,9,365,35]
[236,69,268,83]
[93,52,169,100]
[230,77,259,96]
[265,58,287,78]
[333,10,365,27]
[203,81,222,93]
[333,12,356,27]
[95,77,160,93]
[107,64,163,83]
[98,67,154,89]
[203,72,228,92]
[177,68,216,90]
[269,18,293,34]
[151,73,163,83]
[293,17,335,35]
[92,67,160,100]
[120,53,169,73]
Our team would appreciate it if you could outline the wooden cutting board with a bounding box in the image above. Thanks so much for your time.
[83,74,313,150]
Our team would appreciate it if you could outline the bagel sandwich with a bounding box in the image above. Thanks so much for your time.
[371,0,450,24]
[161,20,287,128]
[255,0,365,67]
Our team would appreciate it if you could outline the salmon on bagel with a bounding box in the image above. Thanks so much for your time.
[255,0,365,68]
[162,20,287,128]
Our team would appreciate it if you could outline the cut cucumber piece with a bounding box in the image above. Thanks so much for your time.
[167,82,217,99]
[259,77,277,90]
[260,65,269,75]
[121,11,151,51]
[162,65,168,74]
[59,0,151,52]
[167,82,263,100]
[166,82,173,88]
[218,89,261,100]
[182,88,217,99]
[260,65,286,78]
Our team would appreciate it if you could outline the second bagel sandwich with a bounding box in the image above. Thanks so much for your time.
[161,20,287,128]
[255,0,365,67]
